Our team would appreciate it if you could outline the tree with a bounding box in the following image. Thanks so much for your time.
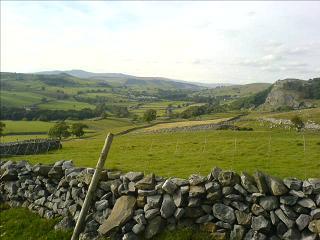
[143,109,157,122]
[70,123,88,138]
[0,121,6,136]
[291,115,304,131]
[48,122,70,139]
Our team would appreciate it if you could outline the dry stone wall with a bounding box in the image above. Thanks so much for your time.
[0,139,61,156]
[0,160,319,240]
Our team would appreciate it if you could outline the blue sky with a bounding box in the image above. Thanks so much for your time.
[1,1,319,83]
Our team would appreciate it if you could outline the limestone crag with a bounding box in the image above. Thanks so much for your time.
[0,160,319,240]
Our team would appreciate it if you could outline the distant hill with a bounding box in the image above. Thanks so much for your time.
[36,70,205,90]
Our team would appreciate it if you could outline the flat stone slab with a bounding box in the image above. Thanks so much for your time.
[98,195,136,235]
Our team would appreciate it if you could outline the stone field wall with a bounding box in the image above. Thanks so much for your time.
[0,160,319,240]
[0,139,61,156]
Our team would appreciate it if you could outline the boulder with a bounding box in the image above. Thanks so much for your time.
[275,209,295,228]
[235,210,251,225]
[98,196,136,235]
[212,203,235,224]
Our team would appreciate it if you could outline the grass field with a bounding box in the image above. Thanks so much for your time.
[5,124,320,179]
[0,204,214,240]
[2,120,54,135]
[38,100,95,110]
[0,204,72,240]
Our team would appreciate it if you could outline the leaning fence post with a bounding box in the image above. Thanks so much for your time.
[71,133,114,240]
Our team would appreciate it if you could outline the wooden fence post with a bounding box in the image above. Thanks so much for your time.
[71,133,114,240]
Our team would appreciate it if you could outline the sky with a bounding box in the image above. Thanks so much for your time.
[1,1,320,84]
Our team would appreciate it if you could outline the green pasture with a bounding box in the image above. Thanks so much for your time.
[7,126,320,179]
[37,100,95,110]
[1,91,47,107]
[2,120,54,135]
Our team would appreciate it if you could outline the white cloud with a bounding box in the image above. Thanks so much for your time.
[1,1,319,83]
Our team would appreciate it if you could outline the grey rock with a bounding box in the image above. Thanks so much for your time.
[216,221,232,229]
[125,172,144,182]
[283,178,302,191]
[206,191,222,202]
[123,232,139,240]
[298,198,316,209]
[48,166,64,179]
[234,183,248,196]
[310,208,320,219]
[270,210,279,225]
[184,207,204,218]
[280,195,298,205]
[211,167,222,180]
[170,178,189,186]
[275,208,295,228]
[230,201,248,211]
[296,214,312,231]
[205,181,220,192]
[283,228,301,240]
[289,189,305,198]
[133,214,146,225]
[308,178,320,194]
[235,210,251,225]
[301,231,318,240]
[244,230,267,240]
[230,224,246,240]
[188,197,201,207]
[189,174,207,186]
[145,209,160,220]
[107,171,121,180]
[268,176,288,196]
[173,189,187,207]
[162,179,178,194]
[174,208,185,219]
[132,223,145,234]
[241,172,259,193]
[195,214,214,224]
[212,203,235,224]
[135,174,155,190]
[253,171,269,194]
[137,189,157,196]
[251,203,266,216]
[251,215,270,231]
[160,194,176,219]
[144,216,165,239]
[308,219,320,233]
[147,195,162,208]
[280,204,298,219]
[98,195,136,235]
[95,199,109,211]
[259,196,279,211]
[218,171,240,186]
[303,181,313,195]
[189,185,205,197]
